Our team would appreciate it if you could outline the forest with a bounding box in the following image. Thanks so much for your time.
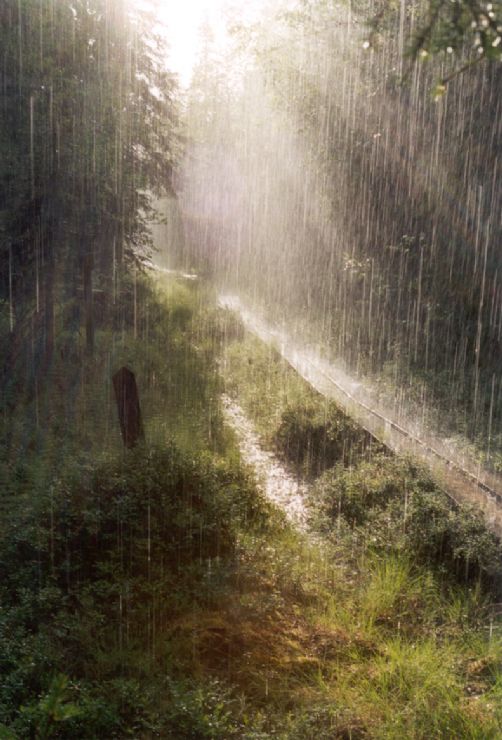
[1,0,502,737]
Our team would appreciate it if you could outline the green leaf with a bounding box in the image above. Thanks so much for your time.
[0,727,17,740]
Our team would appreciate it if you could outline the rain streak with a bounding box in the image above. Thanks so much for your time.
[1,0,502,737]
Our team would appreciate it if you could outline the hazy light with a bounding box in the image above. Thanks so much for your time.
[157,0,228,85]
[136,0,266,86]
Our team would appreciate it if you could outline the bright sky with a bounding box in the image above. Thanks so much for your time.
[136,0,265,86]
[156,0,229,85]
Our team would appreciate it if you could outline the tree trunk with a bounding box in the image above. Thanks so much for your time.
[83,251,94,356]
[44,251,55,362]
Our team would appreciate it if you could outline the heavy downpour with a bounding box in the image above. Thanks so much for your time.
[2,0,502,737]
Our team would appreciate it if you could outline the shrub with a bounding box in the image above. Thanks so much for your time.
[0,443,268,735]
[309,454,416,528]
[404,490,502,587]
[274,401,376,477]
[309,455,502,590]
[161,678,243,738]
[0,445,264,597]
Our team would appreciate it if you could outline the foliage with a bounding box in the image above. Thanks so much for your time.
[367,0,502,69]
[223,331,502,592]
[161,678,244,738]
[1,279,502,737]
[224,335,379,477]
[223,336,314,440]
[0,445,247,593]
[310,454,433,528]
[309,453,502,589]
[0,0,180,364]
[0,441,264,736]
[274,400,375,477]
[193,0,502,474]
[15,675,80,739]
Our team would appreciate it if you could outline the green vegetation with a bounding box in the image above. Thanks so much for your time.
[365,0,502,69]
[1,0,501,736]
[0,0,178,372]
[223,331,502,589]
[218,327,502,737]
[189,0,502,466]
[310,455,502,590]
[1,280,502,737]
[0,276,239,734]
[0,443,265,738]
[223,336,379,477]
[0,279,502,740]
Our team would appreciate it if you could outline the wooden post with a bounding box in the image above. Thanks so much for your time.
[113,367,144,448]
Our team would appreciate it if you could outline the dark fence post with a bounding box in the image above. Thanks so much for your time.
[113,366,144,448]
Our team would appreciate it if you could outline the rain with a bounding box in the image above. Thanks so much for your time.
[1,0,502,736]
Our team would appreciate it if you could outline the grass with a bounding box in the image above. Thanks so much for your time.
[223,336,378,477]
[1,279,502,737]
[217,324,502,737]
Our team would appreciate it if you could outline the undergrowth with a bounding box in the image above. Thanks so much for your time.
[218,328,502,737]
[223,337,379,477]
[1,285,502,737]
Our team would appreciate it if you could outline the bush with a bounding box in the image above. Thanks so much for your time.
[274,401,377,477]
[309,454,502,590]
[0,445,264,597]
[161,678,243,738]
[0,443,268,735]
[404,490,502,586]
[309,454,418,528]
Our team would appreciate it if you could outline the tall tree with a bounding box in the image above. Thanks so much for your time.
[0,0,179,365]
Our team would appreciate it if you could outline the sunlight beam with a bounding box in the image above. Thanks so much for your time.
[136,0,265,86]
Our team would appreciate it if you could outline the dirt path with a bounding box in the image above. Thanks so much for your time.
[221,394,309,530]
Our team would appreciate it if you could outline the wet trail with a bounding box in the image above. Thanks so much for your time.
[221,394,309,530]
[220,294,502,535]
